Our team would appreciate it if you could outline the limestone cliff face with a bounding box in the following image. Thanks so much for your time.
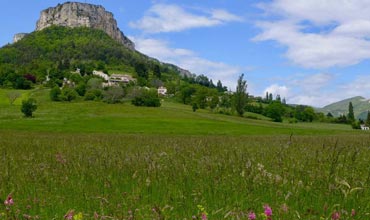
[35,2,135,50]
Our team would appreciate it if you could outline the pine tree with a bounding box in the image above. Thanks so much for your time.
[347,102,355,122]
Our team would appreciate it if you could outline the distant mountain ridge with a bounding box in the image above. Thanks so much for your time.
[318,96,370,119]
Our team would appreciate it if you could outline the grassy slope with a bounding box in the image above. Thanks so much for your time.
[0,88,355,135]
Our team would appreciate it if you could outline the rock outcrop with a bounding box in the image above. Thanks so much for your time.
[35,2,135,50]
[13,33,28,43]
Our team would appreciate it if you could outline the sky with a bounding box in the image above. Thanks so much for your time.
[1,0,370,107]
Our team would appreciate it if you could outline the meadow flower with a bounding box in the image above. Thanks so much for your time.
[331,211,340,220]
[248,211,256,220]
[4,194,14,206]
[264,204,272,217]
[351,209,356,217]
[64,210,74,220]
[201,212,207,220]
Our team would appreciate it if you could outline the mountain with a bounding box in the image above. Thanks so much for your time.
[318,96,370,119]
[13,2,134,50]
[35,2,135,50]
[0,2,193,87]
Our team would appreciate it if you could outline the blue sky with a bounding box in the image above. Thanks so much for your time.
[1,0,370,107]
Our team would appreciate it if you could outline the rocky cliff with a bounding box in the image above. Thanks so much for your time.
[35,2,135,50]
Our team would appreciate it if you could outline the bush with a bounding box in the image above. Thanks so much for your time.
[132,89,161,107]
[61,87,78,102]
[21,98,37,117]
[50,86,61,101]
[84,89,103,101]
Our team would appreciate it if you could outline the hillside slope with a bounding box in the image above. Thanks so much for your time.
[319,96,370,119]
[0,26,183,85]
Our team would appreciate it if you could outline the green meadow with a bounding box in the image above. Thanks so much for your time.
[0,88,369,219]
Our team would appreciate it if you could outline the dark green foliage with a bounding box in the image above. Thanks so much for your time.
[295,105,316,122]
[366,111,370,126]
[75,83,87,96]
[50,86,61,101]
[192,103,198,112]
[21,98,37,117]
[61,87,78,102]
[178,85,196,104]
[216,80,227,92]
[14,76,32,89]
[153,64,161,78]
[264,101,285,122]
[132,89,161,107]
[234,74,248,116]
[348,102,355,122]
[135,63,149,79]
[194,87,208,109]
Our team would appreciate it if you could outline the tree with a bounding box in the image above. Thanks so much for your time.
[6,91,21,105]
[153,64,161,78]
[21,98,37,117]
[135,63,149,80]
[347,102,355,122]
[50,86,61,101]
[61,87,78,102]
[366,111,370,126]
[103,86,124,104]
[234,74,248,116]
[132,89,161,107]
[264,101,285,122]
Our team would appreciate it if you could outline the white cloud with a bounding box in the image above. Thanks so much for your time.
[263,84,289,99]
[130,4,242,33]
[131,37,244,90]
[254,0,370,68]
[262,72,370,107]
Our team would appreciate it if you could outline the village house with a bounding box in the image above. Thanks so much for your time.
[109,74,135,83]
[93,70,109,81]
[361,124,369,130]
[157,86,167,96]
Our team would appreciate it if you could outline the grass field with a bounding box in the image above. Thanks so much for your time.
[0,88,369,219]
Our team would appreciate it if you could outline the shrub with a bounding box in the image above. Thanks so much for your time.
[61,87,78,102]
[131,89,161,107]
[21,98,37,117]
[50,86,61,101]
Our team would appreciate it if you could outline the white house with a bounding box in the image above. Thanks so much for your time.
[93,70,110,81]
[361,124,369,130]
[109,74,135,83]
[157,86,167,95]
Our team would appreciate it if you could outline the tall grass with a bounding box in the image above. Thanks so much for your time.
[1,132,369,219]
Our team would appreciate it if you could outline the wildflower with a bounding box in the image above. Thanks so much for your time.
[331,211,340,220]
[201,212,207,220]
[64,210,74,220]
[264,204,272,217]
[4,194,14,206]
[351,209,356,217]
[248,212,256,220]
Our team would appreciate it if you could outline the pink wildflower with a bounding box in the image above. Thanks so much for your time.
[4,194,14,206]
[351,209,356,217]
[201,212,207,220]
[248,212,256,220]
[64,210,74,220]
[264,204,272,217]
[331,211,340,220]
